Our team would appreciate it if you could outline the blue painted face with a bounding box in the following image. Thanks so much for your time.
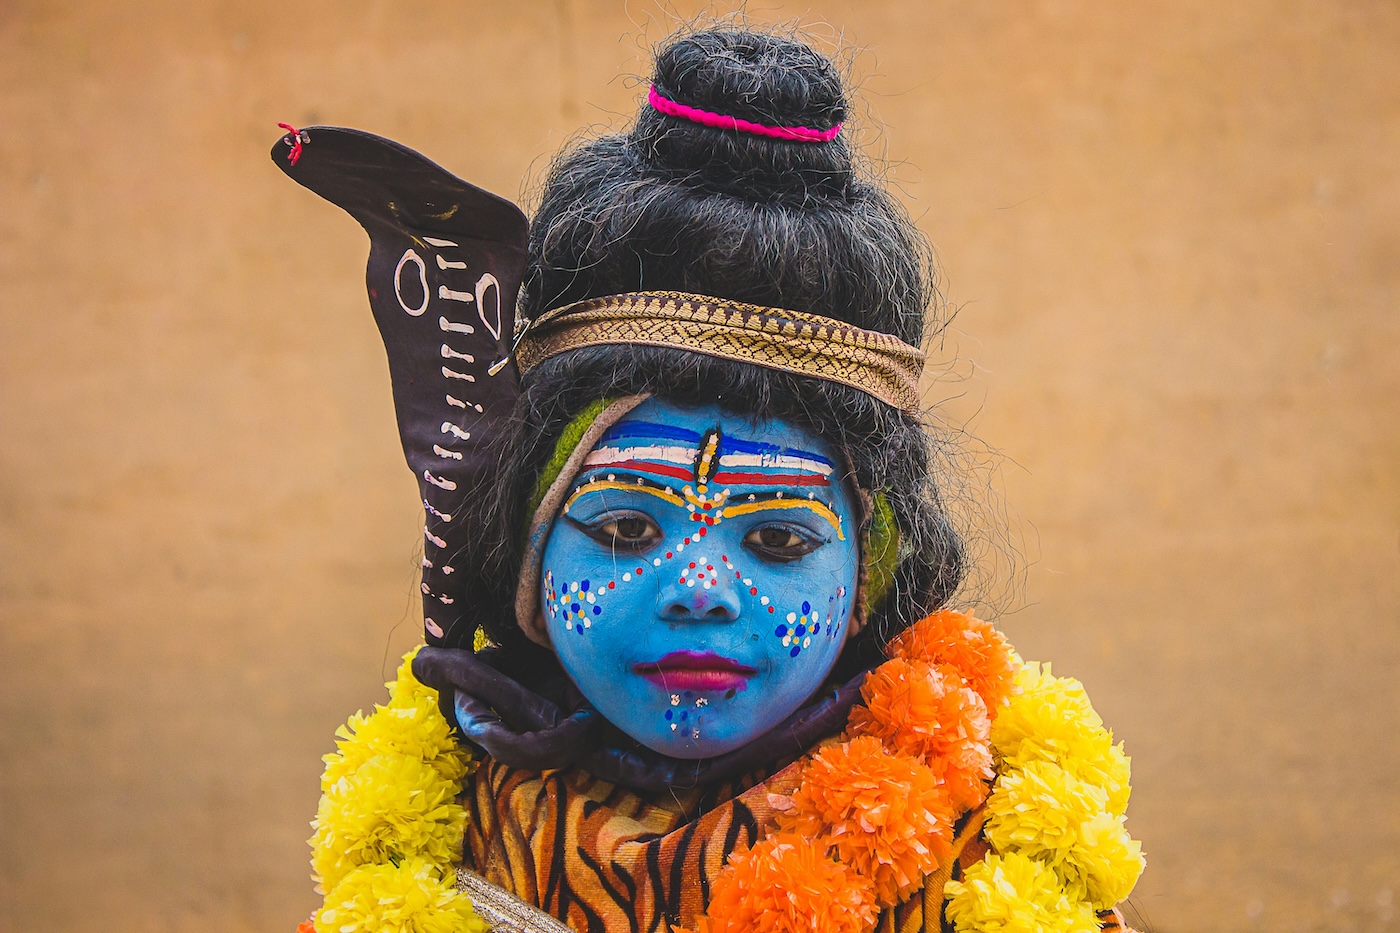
[538,400,861,759]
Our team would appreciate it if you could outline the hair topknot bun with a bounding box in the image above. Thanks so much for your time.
[521,25,936,345]
[654,29,847,131]
[638,29,853,194]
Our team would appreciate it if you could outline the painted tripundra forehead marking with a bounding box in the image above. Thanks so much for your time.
[566,423,847,539]
[582,420,835,484]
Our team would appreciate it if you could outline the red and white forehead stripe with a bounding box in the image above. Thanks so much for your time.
[583,443,833,487]
[583,443,697,483]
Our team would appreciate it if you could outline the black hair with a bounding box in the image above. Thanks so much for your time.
[453,27,966,677]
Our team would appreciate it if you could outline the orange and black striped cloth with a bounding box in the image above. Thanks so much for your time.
[461,752,1136,933]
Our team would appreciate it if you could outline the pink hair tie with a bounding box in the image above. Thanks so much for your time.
[647,86,842,143]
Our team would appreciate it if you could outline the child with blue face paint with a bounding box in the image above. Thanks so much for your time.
[281,23,1144,933]
[540,401,861,759]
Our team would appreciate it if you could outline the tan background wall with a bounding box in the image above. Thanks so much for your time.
[2,2,1396,931]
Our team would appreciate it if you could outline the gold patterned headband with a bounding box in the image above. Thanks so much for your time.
[516,291,926,412]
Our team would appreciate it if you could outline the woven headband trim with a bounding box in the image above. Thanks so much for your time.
[517,292,926,413]
[648,86,842,143]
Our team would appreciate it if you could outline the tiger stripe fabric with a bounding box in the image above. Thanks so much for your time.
[461,753,1002,933]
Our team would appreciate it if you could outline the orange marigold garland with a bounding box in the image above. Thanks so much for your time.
[778,735,957,906]
[846,657,994,812]
[887,610,1019,713]
[687,610,1143,933]
[686,610,1019,932]
[680,833,878,933]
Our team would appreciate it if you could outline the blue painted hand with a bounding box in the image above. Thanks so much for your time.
[539,400,861,758]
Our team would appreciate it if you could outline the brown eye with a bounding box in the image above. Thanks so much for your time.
[758,527,802,548]
[744,524,822,562]
[610,516,653,542]
[584,513,661,551]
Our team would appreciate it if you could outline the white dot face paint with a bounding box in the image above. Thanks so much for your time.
[539,400,859,759]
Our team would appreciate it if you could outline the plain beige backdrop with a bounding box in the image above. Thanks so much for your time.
[2,2,1397,932]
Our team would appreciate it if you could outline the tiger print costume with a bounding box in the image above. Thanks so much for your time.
[461,750,1135,932]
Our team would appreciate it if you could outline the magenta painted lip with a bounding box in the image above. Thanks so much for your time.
[633,651,756,692]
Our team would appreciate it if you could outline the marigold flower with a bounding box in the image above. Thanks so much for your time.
[688,833,877,933]
[887,611,1019,714]
[778,736,956,907]
[944,851,1098,933]
[991,664,1130,815]
[1062,811,1145,908]
[984,760,1143,908]
[310,753,467,891]
[847,657,994,811]
[317,857,488,933]
[387,649,442,710]
[323,700,471,790]
[321,650,473,790]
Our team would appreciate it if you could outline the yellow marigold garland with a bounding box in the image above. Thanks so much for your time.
[683,610,1147,933]
[299,649,487,933]
[944,852,1099,933]
[979,662,1146,914]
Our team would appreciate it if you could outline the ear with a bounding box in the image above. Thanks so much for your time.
[272,126,529,649]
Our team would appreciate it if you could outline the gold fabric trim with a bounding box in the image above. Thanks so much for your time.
[517,292,926,412]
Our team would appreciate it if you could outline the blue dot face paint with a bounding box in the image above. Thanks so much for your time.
[539,400,860,759]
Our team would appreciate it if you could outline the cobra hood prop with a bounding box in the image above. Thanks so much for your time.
[271,126,528,648]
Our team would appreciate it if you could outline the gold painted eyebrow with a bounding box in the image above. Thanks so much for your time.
[720,499,846,540]
[562,479,687,513]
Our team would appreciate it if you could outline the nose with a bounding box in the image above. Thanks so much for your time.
[656,559,743,623]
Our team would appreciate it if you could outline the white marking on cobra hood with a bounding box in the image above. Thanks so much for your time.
[423,471,457,491]
[441,367,476,382]
[439,285,475,303]
[439,316,474,334]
